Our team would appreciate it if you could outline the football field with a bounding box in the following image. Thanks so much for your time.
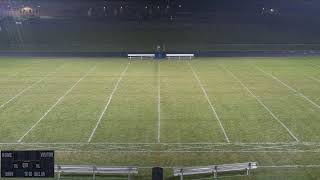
[1,57,320,179]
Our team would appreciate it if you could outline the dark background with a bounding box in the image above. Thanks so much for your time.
[0,0,320,52]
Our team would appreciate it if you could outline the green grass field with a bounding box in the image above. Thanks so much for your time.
[0,57,320,179]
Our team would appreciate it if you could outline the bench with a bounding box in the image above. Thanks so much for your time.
[166,54,195,60]
[128,54,155,60]
[56,165,138,180]
[173,162,257,179]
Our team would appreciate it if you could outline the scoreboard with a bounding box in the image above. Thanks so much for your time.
[1,151,54,178]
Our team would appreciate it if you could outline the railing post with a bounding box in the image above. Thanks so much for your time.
[180,169,184,180]
[213,166,218,179]
[93,166,96,180]
[57,165,61,180]
[247,162,252,176]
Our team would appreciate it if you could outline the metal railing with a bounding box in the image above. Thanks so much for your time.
[55,165,138,180]
[173,162,257,180]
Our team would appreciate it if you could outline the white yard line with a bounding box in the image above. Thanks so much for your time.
[309,62,320,69]
[221,65,299,142]
[187,62,230,143]
[255,66,320,110]
[308,76,320,83]
[3,142,320,145]
[17,65,96,143]
[0,64,66,110]
[87,62,130,142]
[157,61,161,143]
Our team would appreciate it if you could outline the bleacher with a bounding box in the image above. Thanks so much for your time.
[56,165,138,180]
[173,162,257,179]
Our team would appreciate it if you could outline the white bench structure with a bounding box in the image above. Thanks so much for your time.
[56,165,138,180]
[173,162,257,180]
[128,54,155,60]
[127,53,195,60]
[167,54,195,60]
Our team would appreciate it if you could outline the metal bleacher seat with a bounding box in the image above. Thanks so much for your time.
[173,162,257,180]
[56,165,138,180]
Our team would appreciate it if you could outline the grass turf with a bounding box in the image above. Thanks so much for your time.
[0,57,320,179]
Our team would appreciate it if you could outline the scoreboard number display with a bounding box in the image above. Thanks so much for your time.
[1,151,54,178]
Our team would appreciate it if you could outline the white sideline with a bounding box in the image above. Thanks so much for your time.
[221,65,299,142]
[3,141,320,145]
[54,150,320,153]
[87,62,130,142]
[17,65,96,143]
[157,61,161,143]
[188,62,230,143]
[255,66,320,110]
[260,165,320,168]
[309,76,320,83]
[0,64,65,110]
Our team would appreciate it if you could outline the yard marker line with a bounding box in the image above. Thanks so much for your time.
[308,76,320,83]
[187,62,230,143]
[221,65,299,142]
[308,62,320,69]
[157,61,161,143]
[255,66,320,110]
[0,64,66,110]
[87,62,130,142]
[17,65,96,143]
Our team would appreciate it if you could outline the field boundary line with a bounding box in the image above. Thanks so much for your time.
[4,142,320,145]
[221,65,299,142]
[17,65,96,143]
[0,64,66,110]
[52,150,320,153]
[157,61,161,143]
[260,165,320,168]
[87,62,130,142]
[255,66,320,110]
[187,62,230,143]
